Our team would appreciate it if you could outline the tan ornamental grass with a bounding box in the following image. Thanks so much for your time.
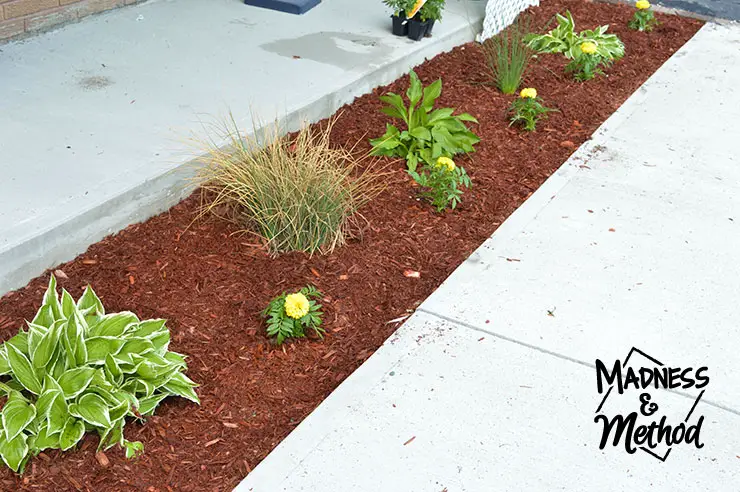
[192,115,387,255]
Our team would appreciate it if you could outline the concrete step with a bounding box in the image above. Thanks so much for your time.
[0,0,486,295]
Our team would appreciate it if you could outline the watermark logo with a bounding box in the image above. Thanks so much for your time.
[594,347,708,461]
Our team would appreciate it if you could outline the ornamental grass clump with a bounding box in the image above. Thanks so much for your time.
[195,117,386,255]
[0,275,199,473]
[409,156,472,212]
[629,0,658,32]
[263,286,324,345]
[509,88,555,131]
[481,15,534,95]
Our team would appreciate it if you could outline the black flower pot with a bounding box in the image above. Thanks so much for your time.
[425,19,436,37]
[391,12,408,36]
[407,17,429,41]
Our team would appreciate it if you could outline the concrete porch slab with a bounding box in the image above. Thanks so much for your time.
[0,0,486,295]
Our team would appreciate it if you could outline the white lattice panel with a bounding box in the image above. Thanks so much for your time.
[477,0,540,41]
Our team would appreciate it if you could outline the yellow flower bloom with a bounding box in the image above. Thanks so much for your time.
[520,88,537,99]
[580,42,598,55]
[636,0,651,9]
[284,293,310,319]
[436,156,456,172]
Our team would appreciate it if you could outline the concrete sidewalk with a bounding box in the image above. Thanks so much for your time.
[0,0,485,295]
[236,21,740,492]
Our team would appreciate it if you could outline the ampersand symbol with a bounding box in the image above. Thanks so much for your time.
[639,393,658,416]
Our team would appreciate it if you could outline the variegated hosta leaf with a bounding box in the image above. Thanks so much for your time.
[0,274,199,473]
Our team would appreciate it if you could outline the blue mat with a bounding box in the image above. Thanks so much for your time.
[244,0,321,15]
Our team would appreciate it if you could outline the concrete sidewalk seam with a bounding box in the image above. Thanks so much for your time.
[417,308,740,419]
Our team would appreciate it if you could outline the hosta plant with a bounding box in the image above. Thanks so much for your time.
[0,275,199,473]
[525,11,625,62]
[509,88,555,131]
[263,286,324,345]
[409,156,472,212]
[629,0,658,32]
[370,70,480,172]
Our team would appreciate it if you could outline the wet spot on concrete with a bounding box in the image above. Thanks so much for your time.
[261,32,387,69]
[77,75,113,91]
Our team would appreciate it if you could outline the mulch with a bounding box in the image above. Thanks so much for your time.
[0,1,701,490]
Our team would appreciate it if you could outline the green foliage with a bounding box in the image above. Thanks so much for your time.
[509,95,555,131]
[383,0,410,16]
[0,275,198,473]
[195,116,386,256]
[629,9,658,32]
[566,51,605,81]
[420,0,445,22]
[481,15,534,94]
[409,157,472,211]
[370,70,480,173]
[263,286,324,345]
[524,11,625,61]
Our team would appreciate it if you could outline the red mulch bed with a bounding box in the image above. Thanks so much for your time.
[0,1,701,490]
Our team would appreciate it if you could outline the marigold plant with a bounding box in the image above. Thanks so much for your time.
[509,88,555,131]
[629,0,658,32]
[0,275,199,473]
[263,286,324,345]
[409,156,472,211]
[566,41,607,81]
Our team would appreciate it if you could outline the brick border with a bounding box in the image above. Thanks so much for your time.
[0,0,146,43]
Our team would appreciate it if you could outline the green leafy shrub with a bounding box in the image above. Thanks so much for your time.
[481,15,534,94]
[0,275,199,473]
[629,0,658,32]
[195,117,386,255]
[409,156,471,211]
[383,0,409,16]
[420,0,445,22]
[509,88,555,131]
[263,286,324,345]
[370,70,480,172]
[525,11,625,62]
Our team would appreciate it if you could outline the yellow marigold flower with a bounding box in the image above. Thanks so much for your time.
[520,88,537,99]
[580,42,598,55]
[636,0,651,9]
[285,293,310,319]
[436,156,456,172]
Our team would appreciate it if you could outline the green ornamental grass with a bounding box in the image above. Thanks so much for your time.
[0,275,199,473]
[481,15,534,94]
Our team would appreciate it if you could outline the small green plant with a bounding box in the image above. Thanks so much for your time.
[420,0,445,22]
[409,156,471,211]
[566,42,605,81]
[370,70,479,172]
[629,0,658,32]
[481,15,534,95]
[263,286,324,345]
[0,275,199,473]
[525,11,625,61]
[383,0,409,16]
[194,117,385,255]
[509,88,555,131]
